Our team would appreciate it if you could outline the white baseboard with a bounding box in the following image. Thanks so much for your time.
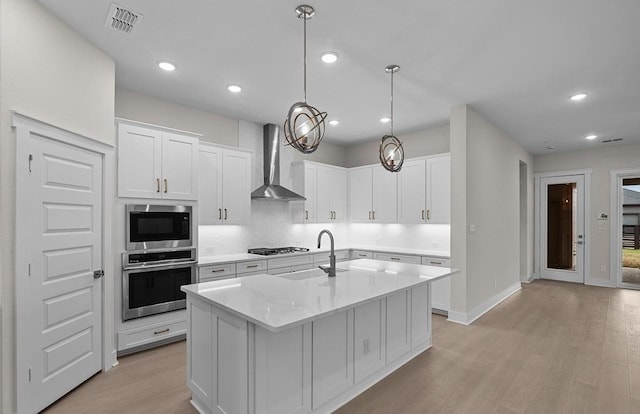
[586,278,616,288]
[447,282,522,326]
[520,273,535,283]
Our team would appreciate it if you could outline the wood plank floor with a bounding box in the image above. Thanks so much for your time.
[43,280,640,414]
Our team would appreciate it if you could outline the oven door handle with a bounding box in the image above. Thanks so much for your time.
[123,260,198,271]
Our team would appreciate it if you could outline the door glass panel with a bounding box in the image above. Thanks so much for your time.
[622,178,640,286]
[547,183,577,270]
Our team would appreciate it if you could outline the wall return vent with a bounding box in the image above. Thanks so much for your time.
[104,3,142,34]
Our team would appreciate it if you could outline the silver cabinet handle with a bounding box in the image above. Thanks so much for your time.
[372,211,375,220]
[246,264,258,269]
[211,268,225,273]
[422,210,425,220]
[427,209,430,220]
[219,208,222,220]
[154,328,170,335]
[358,254,367,257]
[164,178,168,193]
[156,178,161,193]
[369,211,371,220]
[224,208,228,220]
[390,257,400,261]
[305,210,309,220]
[429,261,442,265]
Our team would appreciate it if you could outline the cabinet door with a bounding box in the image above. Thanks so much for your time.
[398,159,426,223]
[354,300,385,383]
[426,156,450,224]
[304,163,317,223]
[386,290,411,362]
[331,168,348,222]
[221,149,251,225]
[117,123,162,198]
[312,310,354,409]
[162,132,199,200]
[411,284,431,347]
[316,166,333,222]
[372,166,398,223]
[349,167,373,222]
[198,145,223,224]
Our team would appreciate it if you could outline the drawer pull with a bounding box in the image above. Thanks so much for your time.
[154,328,170,335]
[219,208,222,220]
[211,268,225,273]
[305,210,309,220]
[390,257,400,261]
[430,261,442,265]
[358,254,367,257]
[164,178,168,193]
[422,209,425,220]
[246,264,258,268]
[224,208,228,220]
[156,178,161,193]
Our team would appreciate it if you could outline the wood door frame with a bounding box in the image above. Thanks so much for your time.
[610,168,640,289]
[534,169,592,284]
[13,112,116,413]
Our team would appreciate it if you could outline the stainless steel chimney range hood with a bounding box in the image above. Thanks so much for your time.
[251,124,306,201]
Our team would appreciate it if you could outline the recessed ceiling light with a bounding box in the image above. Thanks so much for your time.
[380,117,391,123]
[321,52,339,64]
[227,84,243,93]
[158,61,176,72]
[329,120,340,126]
[570,93,588,102]
[585,134,597,140]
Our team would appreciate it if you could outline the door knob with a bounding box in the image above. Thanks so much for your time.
[93,270,104,279]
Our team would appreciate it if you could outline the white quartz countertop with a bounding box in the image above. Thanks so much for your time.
[198,246,449,266]
[182,259,457,332]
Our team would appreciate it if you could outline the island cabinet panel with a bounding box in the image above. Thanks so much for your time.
[215,313,249,414]
[254,324,312,414]
[188,299,214,411]
[411,284,431,348]
[354,299,386,382]
[386,291,411,363]
[312,310,355,409]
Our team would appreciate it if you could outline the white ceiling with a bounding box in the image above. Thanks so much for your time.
[38,0,640,154]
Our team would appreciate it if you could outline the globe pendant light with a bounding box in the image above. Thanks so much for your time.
[379,65,404,172]
[283,5,327,154]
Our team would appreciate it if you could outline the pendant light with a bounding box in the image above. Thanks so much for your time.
[379,65,404,172]
[283,5,327,154]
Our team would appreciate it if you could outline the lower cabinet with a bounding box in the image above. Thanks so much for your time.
[386,291,411,362]
[354,300,385,382]
[421,257,451,314]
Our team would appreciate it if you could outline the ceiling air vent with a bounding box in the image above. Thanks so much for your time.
[104,3,142,34]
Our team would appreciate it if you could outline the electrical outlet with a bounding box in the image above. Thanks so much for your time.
[493,278,497,287]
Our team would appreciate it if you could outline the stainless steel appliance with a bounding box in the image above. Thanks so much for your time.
[122,248,197,321]
[125,204,192,251]
[248,246,309,256]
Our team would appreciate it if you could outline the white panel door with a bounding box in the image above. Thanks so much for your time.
[426,156,451,224]
[386,291,411,362]
[161,132,199,200]
[27,136,103,413]
[411,284,431,347]
[316,166,333,222]
[540,175,585,283]
[349,167,373,222]
[354,300,385,382]
[221,149,251,225]
[398,159,426,223]
[198,145,223,224]
[372,165,398,223]
[303,163,317,223]
[332,168,348,222]
[117,123,162,198]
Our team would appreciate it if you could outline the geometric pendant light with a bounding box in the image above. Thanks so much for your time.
[379,64,404,172]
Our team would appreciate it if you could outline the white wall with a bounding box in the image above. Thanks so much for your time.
[534,143,640,286]
[344,124,450,168]
[0,0,115,411]
[450,105,533,320]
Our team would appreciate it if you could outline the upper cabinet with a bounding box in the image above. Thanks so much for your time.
[398,155,450,224]
[117,121,199,200]
[198,143,252,225]
[292,161,347,223]
[349,165,398,223]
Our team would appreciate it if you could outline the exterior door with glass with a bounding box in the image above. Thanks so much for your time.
[540,175,585,283]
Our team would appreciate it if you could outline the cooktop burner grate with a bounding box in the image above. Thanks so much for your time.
[248,247,310,256]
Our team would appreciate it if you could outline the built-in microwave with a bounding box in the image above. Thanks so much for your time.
[125,204,193,251]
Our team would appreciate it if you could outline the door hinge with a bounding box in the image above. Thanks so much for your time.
[28,368,31,382]
[28,154,33,173]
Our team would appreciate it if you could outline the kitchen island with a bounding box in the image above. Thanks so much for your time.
[181,259,457,414]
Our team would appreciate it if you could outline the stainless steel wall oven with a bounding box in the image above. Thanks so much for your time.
[122,248,197,321]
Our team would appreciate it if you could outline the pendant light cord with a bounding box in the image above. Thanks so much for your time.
[390,70,394,136]
[303,13,307,103]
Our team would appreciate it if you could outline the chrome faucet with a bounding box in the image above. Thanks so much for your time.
[317,229,336,277]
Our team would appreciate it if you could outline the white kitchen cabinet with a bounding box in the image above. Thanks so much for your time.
[411,284,431,347]
[398,154,450,224]
[316,165,347,222]
[372,252,422,264]
[351,250,373,260]
[349,165,398,223]
[198,143,251,225]
[386,290,411,363]
[354,299,385,382]
[198,263,236,282]
[292,162,317,223]
[117,121,199,200]
[313,250,350,266]
[422,256,451,314]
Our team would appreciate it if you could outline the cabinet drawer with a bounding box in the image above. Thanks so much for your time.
[268,263,314,275]
[267,254,313,270]
[237,259,267,275]
[373,252,421,264]
[351,250,373,260]
[118,318,186,351]
[313,250,349,265]
[198,263,236,281]
[421,257,451,267]
[237,270,264,277]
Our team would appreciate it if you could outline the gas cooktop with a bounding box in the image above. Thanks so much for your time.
[248,247,310,256]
